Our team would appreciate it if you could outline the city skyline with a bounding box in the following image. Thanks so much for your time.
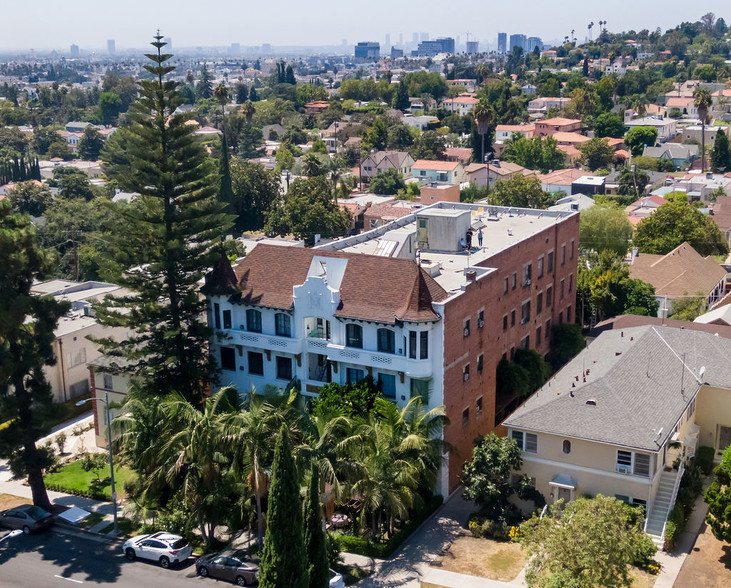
[0,1,727,52]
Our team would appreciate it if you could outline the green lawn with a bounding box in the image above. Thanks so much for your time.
[44,459,136,500]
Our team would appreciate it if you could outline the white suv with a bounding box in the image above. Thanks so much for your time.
[123,532,192,568]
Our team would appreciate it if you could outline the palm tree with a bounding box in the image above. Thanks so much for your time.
[630,94,649,117]
[240,100,255,124]
[214,83,228,131]
[588,22,594,42]
[694,87,713,172]
[473,101,493,188]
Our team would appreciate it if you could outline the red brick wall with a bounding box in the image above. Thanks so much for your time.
[440,214,580,492]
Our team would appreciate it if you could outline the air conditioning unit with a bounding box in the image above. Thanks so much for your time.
[521,318,529,325]
[523,279,531,287]
[464,328,470,337]
[617,465,631,475]
[477,319,484,328]
[463,372,470,382]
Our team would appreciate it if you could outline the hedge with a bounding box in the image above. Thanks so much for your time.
[696,446,715,476]
[663,461,704,551]
[333,495,443,559]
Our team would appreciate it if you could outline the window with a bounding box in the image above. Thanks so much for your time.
[346,324,363,348]
[566,305,572,323]
[522,263,532,287]
[377,328,395,353]
[545,319,552,338]
[520,335,530,349]
[248,352,264,375]
[504,277,509,294]
[420,170,426,177]
[276,356,293,380]
[476,396,483,416]
[478,309,484,328]
[560,279,565,300]
[222,309,232,330]
[409,331,417,359]
[420,331,429,359]
[511,430,538,453]
[477,354,484,373]
[378,373,396,399]
[410,378,429,403]
[438,172,448,182]
[214,303,221,329]
[686,398,696,420]
[503,314,508,332]
[537,256,544,278]
[547,250,554,273]
[563,440,571,454]
[536,326,542,346]
[462,407,470,427]
[463,364,470,382]
[521,301,531,324]
[69,380,89,397]
[220,347,236,371]
[103,374,113,389]
[246,309,262,333]
[275,313,291,337]
[511,310,516,327]
[570,239,575,260]
[67,347,87,368]
[537,291,543,314]
[561,243,566,266]
[463,319,470,337]
[512,272,517,290]
[546,285,553,307]
[568,273,573,294]
[347,367,365,384]
[616,450,650,477]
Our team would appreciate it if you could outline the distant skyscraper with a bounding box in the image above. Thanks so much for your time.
[412,32,419,44]
[525,37,542,53]
[466,41,479,54]
[261,43,272,54]
[497,32,507,53]
[399,33,403,46]
[456,35,461,51]
[414,37,455,56]
[354,41,380,61]
[164,37,172,52]
[70,44,79,57]
[107,39,115,55]
[230,43,241,55]
[391,47,404,59]
[508,34,526,52]
[420,32,429,42]
[385,34,390,49]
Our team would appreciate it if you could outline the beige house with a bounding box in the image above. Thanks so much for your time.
[360,151,415,181]
[88,356,134,448]
[504,325,731,545]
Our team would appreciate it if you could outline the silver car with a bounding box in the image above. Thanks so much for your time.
[122,532,192,568]
[330,568,345,588]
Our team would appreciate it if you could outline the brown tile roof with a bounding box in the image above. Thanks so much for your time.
[203,254,240,295]
[539,168,586,186]
[552,132,591,144]
[538,117,582,127]
[412,160,460,171]
[711,196,731,231]
[228,244,447,323]
[364,203,413,220]
[629,242,728,299]
[590,313,731,340]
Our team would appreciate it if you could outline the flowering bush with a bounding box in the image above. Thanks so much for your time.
[646,563,661,575]
[509,526,521,540]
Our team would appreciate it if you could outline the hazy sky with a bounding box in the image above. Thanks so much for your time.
[2,1,727,51]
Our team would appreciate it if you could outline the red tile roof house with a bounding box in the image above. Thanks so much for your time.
[205,202,580,493]
[535,117,582,137]
[625,195,668,228]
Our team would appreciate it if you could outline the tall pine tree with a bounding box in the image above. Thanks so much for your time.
[94,33,233,405]
[304,464,329,588]
[259,425,307,588]
[0,200,69,510]
[710,130,731,174]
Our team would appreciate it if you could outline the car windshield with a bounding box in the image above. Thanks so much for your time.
[171,539,188,549]
[25,506,50,521]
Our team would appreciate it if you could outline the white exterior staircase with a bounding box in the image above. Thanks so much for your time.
[645,466,684,547]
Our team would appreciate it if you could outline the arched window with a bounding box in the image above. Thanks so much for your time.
[377,328,395,354]
[275,313,291,337]
[246,309,262,333]
[346,324,363,348]
[563,440,571,454]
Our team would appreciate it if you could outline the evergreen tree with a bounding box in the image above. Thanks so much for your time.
[0,200,69,511]
[235,83,249,104]
[259,426,307,588]
[710,130,731,174]
[197,64,213,100]
[304,465,329,588]
[285,64,296,85]
[249,86,259,102]
[94,34,233,405]
[77,126,105,161]
[219,133,235,207]
[393,81,410,111]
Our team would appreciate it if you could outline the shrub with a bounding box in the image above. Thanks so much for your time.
[632,533,658,566]
[56,433,67,455]
[481,519,510,540]
[696,446,715,475]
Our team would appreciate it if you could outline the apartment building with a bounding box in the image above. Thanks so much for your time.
[205,202,579,493]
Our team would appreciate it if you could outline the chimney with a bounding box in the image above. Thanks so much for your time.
[466,270,477,282]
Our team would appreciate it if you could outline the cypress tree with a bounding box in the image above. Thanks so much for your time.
[259,425,307,588]
[0,200,69,510]
[304,465,329,588]
[94,33,233,405]
[219,132,235,207]
[710,130,731,174]
[249,86,259,102]
[393,81,410,111]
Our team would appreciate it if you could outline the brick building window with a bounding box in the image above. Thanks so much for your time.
[561,243,566,266]
[536,326,542,346]
[463,319,471,337]
[569,273,573,294]
[462,407,470,427]
[521,300,531,324]
[503,314,508,331]
[477,354,484,373]
[570,239,575,260]
[546,285,553,307]
[476,396,483,416]
[512,272,517,290]
[537,255,544,278]
[560,279,565,300]
[547,250,554,273]
[537,291,543,313]
[478,309,484,328]
[463,364,470,382]
[504,277,509,294]
[511,310,516,327]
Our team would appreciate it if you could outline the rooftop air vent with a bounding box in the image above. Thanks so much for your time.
[586,399,597,406]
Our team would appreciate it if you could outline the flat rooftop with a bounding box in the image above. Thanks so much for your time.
[318,202,577,296]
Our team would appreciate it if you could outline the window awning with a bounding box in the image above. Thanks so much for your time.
[549,473,577,490]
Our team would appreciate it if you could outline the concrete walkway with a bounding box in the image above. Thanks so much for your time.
[417,564,522,587]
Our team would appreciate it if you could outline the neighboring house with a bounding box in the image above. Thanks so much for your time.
[88,355,134,448]
[494,124,535,145]
[642,144,698,170]
[664,97,697,117]
[589,312,731,340]
[628,242,728,315]
[463,161,536,188]
[571,175,605,196]
[504,325,731,545]
[402,115,440,130]
[539,168,587,194]
[360,151,415,181]
[548,193,596,213]
[625,195,668,227]
[58,130,82,149]
[710,195,731,246]
[674,172,731,201]
[442,94,479,116]
[682,125,725,146]
[304,101,330,115]
[521,83,537,95]
[205,201,579,493]
[444,148,473,166]
[552,132,591,148]
[535,117,582,137]
[625,116,677,142]
[30,280,129,403]
[694,303,731,326]
[417,183,460,204]
[527,97,571,118]
[65,121,92,133]
[363,202,413,229]
[412,160,463,184]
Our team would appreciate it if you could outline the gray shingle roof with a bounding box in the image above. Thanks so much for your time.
[504,326,731,452]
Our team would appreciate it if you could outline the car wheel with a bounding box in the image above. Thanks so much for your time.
[236,576,247,587]
[159,556,170,569]
[125,548,136,561]
[198,566,209,577]
[22,526,30,535]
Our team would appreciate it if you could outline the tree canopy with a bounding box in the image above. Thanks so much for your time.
[705,444,731,544]
[624,126,659,156]
[488,175,556,209]
[579,204,634,256]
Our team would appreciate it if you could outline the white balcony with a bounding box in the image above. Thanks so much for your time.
[220,329,304,355]
[326,343,432,378]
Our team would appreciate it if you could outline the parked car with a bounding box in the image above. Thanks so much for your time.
[122,532,192,568]
[0,505,54,534]
[330,568,345,588]
[195,551,258,586]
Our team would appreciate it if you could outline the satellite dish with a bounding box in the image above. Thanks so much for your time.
[699,366,706,381]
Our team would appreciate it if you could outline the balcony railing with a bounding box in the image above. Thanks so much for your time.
[222,329,303,355]
[327,343,432,378]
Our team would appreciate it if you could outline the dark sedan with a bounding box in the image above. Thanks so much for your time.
[196,552,258,586]
[0,505,55,534]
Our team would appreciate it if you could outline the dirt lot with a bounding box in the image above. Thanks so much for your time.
[674,522,731,588]
[432,534,526,582]
[0,493,32,511]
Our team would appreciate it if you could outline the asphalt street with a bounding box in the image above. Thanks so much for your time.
[0,528,223,587]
